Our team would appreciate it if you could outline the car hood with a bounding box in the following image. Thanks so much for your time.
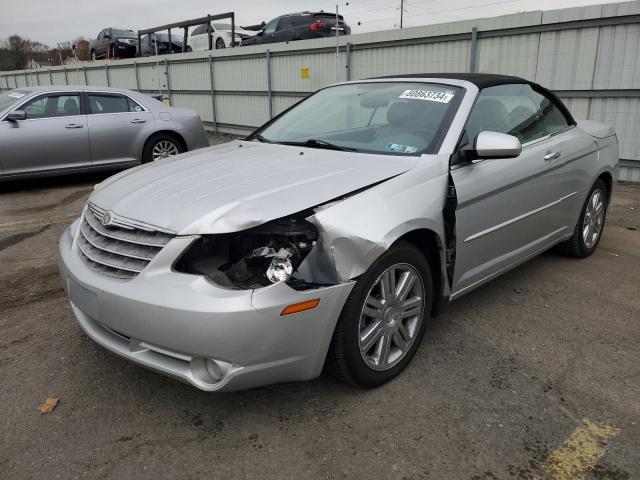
[90,140,418,235]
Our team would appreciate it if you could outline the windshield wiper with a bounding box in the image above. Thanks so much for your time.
[280,139,357,152]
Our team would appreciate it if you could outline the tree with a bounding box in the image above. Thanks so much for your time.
[73,37,90,62]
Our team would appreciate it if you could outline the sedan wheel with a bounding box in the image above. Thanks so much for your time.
[327,241,432,388]
[358,264,424,371]
[152,140,180,161]
[142,134,184,163]
[557,178,608,258]
[215,38,226,49]
[582,188,605,249]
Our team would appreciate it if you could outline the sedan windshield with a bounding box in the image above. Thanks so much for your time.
[0,90,28,112]
[112,29,136,38]
[257,82,462,155]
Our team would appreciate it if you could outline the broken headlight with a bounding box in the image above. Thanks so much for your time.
[175,214,318,289]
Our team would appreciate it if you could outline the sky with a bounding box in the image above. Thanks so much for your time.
[0,0,632,47]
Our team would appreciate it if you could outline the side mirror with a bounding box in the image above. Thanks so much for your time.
[6,110,26,122]
[466,131,521,161]
[257,30,264,36]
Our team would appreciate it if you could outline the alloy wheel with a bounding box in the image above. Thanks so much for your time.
[358,263,425,371]
[583,188,605,249]
[152,140,179,161]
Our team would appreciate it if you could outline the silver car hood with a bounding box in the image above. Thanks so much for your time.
[90,140,418,234]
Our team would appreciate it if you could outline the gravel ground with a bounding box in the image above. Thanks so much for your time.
[0,145,638,479]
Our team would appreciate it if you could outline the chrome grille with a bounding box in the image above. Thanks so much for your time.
[76,204,174,279]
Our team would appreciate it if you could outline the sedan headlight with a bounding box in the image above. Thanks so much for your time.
[175,214,318,289]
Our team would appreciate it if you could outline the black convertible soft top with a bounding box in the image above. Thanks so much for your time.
[373,73,530,89]
[371,72,576,125]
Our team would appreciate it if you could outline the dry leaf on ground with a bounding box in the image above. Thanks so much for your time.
[38,397,59,414]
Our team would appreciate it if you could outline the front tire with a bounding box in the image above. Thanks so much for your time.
[142,134,184,164]
[558,178,608,258]
[327,241,433,388]
[215,38,226,49]
[91,50,96,61]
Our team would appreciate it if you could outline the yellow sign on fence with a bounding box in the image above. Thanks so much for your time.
[300,67,310,79]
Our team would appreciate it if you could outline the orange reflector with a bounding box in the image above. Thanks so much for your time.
[280,298,321,316]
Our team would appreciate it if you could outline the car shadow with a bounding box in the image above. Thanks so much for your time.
[0,171,119,194]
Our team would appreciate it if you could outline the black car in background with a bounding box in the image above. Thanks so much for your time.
[139,33,183,56]
[90,28,138,60]
[241,11,350,46]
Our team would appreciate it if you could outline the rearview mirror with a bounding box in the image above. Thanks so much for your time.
[6,110,26,122]
[471,131,521,160]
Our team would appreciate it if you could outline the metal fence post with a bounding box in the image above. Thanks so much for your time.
[24,72,29,87]
[105,65,110,86]
[35,71,40,86]
[48,69,53,85]
[83,66,88,85]
[63,67,69,85]
[266,50,273,119]
[346,42,352,81]
[134,61,140,91]
[164,59,172,101]
[469,27,478,73]
[208,55,218,134]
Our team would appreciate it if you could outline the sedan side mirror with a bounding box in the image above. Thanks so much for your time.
[469,131,521,160]
[6,110,26,122]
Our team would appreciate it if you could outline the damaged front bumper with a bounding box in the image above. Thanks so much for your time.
[58,227,354,391]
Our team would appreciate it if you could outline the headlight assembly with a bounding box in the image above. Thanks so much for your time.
[175,214,318,289]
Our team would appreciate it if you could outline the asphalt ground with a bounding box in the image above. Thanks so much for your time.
[1,140,638,479]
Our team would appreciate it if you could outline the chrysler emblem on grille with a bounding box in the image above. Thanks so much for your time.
[101,211,113,226]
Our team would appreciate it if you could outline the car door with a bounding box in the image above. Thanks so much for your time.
[190,24,206,50]
[86,92,152,166]
[0,92,90,175]
[259,18,280,44]
[450,83,591,297]
[96,30,108,57]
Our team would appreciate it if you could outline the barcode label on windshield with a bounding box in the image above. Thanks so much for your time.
[399,90,454,103]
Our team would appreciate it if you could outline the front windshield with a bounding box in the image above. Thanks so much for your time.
[257,82,462,155]
[0,90,28,112]
[112,29,136,38]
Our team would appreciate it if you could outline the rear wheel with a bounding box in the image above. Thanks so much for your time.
[557,179,608,258]
[142,134,184,164]
[186,46,193,52]
[215,38,226,49]
[91,50,96,61]
[327,241,432,388]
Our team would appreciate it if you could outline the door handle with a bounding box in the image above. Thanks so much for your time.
[130,119,147,124]
[544,151,561,161]
[65,123,84,129]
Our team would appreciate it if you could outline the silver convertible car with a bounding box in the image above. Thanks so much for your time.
[59,73,618,392]
[0,86,208,180]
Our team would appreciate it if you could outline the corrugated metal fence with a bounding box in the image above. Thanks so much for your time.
[2,1,640,180]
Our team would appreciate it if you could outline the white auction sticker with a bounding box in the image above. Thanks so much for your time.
[399,89,454,103]
[8,92,25,99]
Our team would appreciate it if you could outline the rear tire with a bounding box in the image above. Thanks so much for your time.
[215,38,226,49]
[326,241,433,388]
[557,178,608,258]
[91,50,96,61]
[142,133,184,164]
[186,46,193,52]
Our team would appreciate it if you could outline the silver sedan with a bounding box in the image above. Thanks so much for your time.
[59,74,618,392]
[0,86,209,180]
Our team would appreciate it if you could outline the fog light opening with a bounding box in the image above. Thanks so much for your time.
[191,357,226,385]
